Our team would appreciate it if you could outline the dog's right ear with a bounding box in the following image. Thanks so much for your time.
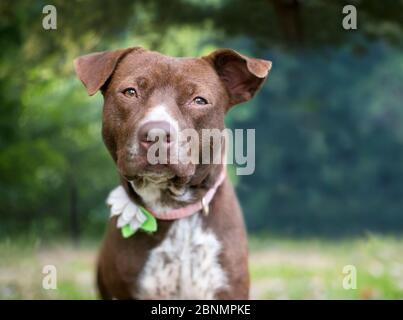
[74,47,137,96]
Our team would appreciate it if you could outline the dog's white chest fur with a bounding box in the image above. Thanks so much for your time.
[136,213,228,299]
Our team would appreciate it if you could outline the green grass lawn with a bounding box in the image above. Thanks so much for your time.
[1,235,402,299]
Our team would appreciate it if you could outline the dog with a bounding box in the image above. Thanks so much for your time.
[74,47,271,299]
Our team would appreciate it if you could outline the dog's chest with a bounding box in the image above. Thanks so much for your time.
[136,213,228,299]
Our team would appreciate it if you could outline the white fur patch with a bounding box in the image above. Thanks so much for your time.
[169,187,194,202]
[129,175,194,217]
[140,104,178,128]
[136,214,228,299]
[130,180,172,215]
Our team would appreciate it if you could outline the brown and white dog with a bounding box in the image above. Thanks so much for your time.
[74,47,271,299]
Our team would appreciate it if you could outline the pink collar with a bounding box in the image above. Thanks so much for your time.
[146,168,226,221]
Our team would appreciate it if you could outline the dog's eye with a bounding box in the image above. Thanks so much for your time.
[122,88,137,98]
[193,96,208,105]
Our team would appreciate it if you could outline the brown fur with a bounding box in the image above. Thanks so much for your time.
[74,47,271,299]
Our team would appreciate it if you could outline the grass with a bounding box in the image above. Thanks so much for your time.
[1,235,403,299]
[249,235,403,299]
[0,238,97,299]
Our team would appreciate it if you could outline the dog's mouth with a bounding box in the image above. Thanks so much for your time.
[122,164,176,183]
[120,152,196,183]
[118,145,197,206]
[123,164,192,189]
[125,168,195,206]
[136,170,175,184]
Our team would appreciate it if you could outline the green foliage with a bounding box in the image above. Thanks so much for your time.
[236,43,403,235]
[1,0,403,238]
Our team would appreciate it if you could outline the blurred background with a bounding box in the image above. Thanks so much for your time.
[1,0,403,299]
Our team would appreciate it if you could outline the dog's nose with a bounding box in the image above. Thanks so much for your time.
[137,121,174,150]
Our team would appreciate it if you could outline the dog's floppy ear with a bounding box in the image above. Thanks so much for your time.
[203,49,272,106]
[74,47,137,96]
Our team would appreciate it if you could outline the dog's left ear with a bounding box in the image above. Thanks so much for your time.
[74,47,138,96]
[203,49,272,107]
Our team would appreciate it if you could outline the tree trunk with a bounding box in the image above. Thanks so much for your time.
[69,176,80,246]
[270,0,304,45]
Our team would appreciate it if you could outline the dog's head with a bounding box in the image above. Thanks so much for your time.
[74,47,271,208]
